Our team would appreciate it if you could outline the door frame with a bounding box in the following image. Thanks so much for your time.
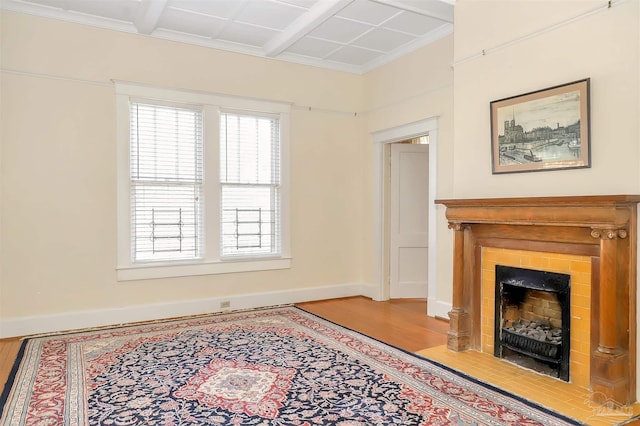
[371,117,438,302]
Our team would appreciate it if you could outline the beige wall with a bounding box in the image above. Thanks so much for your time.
[2,0,639,350]
[357,0,640,315]
[452,0,639,198]
[0,12,367,327]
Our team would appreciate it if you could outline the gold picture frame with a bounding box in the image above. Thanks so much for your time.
[490,78,590,174]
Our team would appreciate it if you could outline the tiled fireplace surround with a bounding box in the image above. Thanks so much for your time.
[435,195,640,405]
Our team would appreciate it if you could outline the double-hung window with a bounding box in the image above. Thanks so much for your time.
[130,102,203,262]
[220,111,281,258]
[116,83,290,280]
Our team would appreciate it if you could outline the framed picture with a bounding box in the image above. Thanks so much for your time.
[490,78,590,174]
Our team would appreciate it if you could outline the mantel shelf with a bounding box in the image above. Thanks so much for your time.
[436,195,640,228]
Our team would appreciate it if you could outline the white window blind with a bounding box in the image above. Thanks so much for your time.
[130,102,203,262]
[220,112,280,257]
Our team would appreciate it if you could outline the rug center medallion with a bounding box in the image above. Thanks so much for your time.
[201,368,276,401]
[175,358,296,419]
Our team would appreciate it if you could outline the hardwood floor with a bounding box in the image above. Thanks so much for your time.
[0,337,22,392]
[296,296,448,352]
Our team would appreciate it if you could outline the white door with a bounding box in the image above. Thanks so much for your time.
[390,143,429,298]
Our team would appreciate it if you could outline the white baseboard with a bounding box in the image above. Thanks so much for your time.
[427,297,451,319]
[0,283,370,338]
[358,284,379,299]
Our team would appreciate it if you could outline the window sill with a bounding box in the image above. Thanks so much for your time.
[117,257,291,281]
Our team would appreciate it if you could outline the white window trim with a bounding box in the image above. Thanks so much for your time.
[115,82,291,281]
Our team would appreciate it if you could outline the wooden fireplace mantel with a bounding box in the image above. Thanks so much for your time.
[435,195,640,405]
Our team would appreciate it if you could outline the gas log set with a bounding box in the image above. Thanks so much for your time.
[505,319,562,344]
[502,318,562,359]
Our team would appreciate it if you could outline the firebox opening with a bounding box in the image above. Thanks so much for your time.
[494,265,571,382]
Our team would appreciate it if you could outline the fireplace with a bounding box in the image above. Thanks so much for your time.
[435,195,640,405]
[494,265,570,381]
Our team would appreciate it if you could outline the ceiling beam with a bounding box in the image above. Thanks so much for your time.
[371,0,454,23]
[263,0,354,58]
[134,0,169,35]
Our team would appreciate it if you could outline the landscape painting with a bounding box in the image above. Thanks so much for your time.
[490,79,590,174]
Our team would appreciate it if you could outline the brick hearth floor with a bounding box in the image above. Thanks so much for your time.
[417,346,640,426]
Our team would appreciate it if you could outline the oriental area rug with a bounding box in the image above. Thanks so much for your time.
[0,306,584,426]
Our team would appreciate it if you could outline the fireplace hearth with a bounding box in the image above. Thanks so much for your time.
[494,265,570,381]
[435,195,640,405]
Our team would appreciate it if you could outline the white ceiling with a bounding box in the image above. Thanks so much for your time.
[1,0,454,74]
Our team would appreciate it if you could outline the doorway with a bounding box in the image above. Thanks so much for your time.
[371,118,438,305]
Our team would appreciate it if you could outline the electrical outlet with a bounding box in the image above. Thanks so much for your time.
[220,300,231,309]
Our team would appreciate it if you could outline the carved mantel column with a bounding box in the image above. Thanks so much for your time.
[447,222,470,351]
[590,227,631,404]
[591,227,627,352]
